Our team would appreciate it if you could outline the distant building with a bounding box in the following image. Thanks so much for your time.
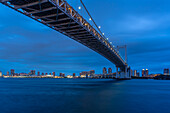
[62,73,65,78]
[37,72,40,76]
[108,68,112,74]
[73,73,76,78]
[7,71,9,76]
[59,73,65,77]
[0,71,2,77]
[141,69,149,77]
[134,70,137,77]
[52,72,55,77]
[89,70,95,76]
[42,73,44,76]
[80,70,95,78]
[19,73,28,76]
[164,69,169,75]
[130,70,133,77]
[11,69,15,76]
[45,73,48,75]
[137,72,140,77]
[103,67,107,74]
[142,69,145,77]
[146,69,149,76]
[30,70,36,75]
[67,75,73,78]
[59,73,62,77]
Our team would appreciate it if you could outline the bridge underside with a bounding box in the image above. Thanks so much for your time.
[0,0,126,70]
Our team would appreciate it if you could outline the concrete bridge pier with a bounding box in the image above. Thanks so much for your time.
[116,66,131,80]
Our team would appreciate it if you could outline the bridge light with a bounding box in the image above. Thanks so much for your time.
[98,26,101,29]
[89,18,92,21]
[102,33,104,35]
[110,42,112,44]
[78,6,81,10]
[107,38,109,40]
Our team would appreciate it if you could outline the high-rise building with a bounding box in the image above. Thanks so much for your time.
[49,73,51,75]
[52,72,55,77]
[142,69,145,77]
[0,71,2,77]
[73,73,76,78]
[37,72,40,76]
[45,73,48,75]
[103,67,107,74]
[11,69,15,76]
[30,70,36,75]
[130,70,133,77]
[59,73,63,77]
[164,69,169,75]
[146,69,149,76]
[108,68,112,74]
[62,73,65,78]
[134,70,137,76]
[7,71,9,76]
[90,70,95,76]
[42,73,44,76]
[137,72,140,77]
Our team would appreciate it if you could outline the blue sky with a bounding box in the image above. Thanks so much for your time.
[0,0,170,75]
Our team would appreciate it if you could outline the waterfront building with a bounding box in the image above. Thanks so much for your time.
[142,69,145,77]
[80,70,95,78]
[134,70,137,77]
[89,70,95,76]
[62,73,65,78]
[11,69,15,76]
[30,70,36,75]
[137,72,140,77]
[103,67,107,74]
[7,71,9,76]
[164,69,169,75]
[0,71,2,77]
[80,71,88,78]
[108,68,112,74]
[67,75,73,78]
[52,72,55,77]
[19,73,28,76]
[42,73,44,76]
[73,73,76,78]
[130,70,133,77]
[59,73,63,77]
[37,72,40,76]
[45,73,48,75]
[146,69,149,76]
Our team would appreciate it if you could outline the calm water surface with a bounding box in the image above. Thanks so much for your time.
[0,78,170,113]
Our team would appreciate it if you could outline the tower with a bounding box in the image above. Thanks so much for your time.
[103,67,107,74]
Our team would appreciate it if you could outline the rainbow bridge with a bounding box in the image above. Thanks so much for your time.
[0,0,131,79]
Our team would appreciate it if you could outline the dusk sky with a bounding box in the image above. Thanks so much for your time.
[0,0,170,75]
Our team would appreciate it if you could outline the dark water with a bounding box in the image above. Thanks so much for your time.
[0,78,170,113]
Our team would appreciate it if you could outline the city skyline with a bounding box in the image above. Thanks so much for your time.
[0,0,170,75]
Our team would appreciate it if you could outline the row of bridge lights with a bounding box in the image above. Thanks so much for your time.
[78,6,105,36]
[78,6,115,50]
[79,6,124,61]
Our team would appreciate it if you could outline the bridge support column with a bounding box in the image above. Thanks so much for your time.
[116,65,131,80]
[116,67,119,79]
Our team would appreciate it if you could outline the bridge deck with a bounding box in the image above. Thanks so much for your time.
[0,0,126,68]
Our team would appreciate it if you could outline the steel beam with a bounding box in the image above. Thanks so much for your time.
[15,0,48,9]
[30,7,56,14]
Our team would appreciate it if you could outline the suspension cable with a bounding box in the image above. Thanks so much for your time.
[80,0,106,39]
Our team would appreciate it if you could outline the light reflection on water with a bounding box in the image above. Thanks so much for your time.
[0,78,170,113]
